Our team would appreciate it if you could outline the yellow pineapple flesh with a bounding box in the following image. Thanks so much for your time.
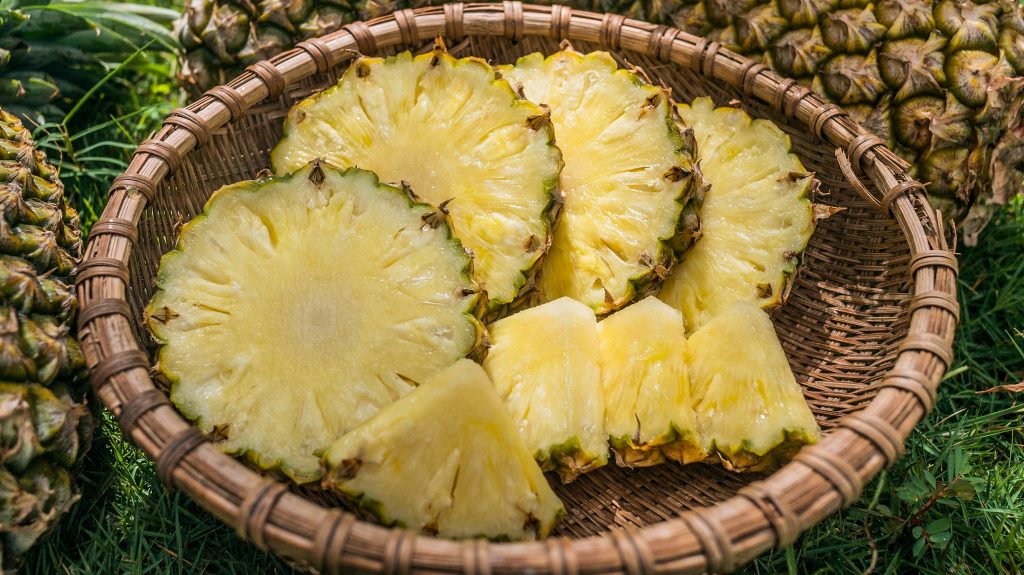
[598,296,701,467]
[321,359,564,540]
[659,97,816,332]
[499,49,701,315]
[147,162,480,483]
[271,44,562,312]
[482,297,607,482]
[686,301,820,472]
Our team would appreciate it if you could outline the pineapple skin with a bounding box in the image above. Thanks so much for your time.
[499,49,703,315]
[148,161,483,483]
[322,359,564,541]
[271,46,563,319]
[483,297,608,483]
[0,108,89,570]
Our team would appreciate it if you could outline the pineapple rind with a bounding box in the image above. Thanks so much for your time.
[321,360,564,540]
[499,50,701,315]
[148,162,481,483]
[271,48,562,313]
[660,97,815,331]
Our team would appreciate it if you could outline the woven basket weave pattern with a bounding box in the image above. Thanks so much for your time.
[76,4,957,573]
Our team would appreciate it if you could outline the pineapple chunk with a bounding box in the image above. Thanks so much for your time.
[483,297,607,482]
[271,44,562,312]
[499,49,701,314]
[686,301,820,471]
[322,360,564,540]
[147,162,480,483]
[659,97,815,331]
[598,297,701,467]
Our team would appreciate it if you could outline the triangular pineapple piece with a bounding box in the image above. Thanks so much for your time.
[598,297,702,467]
[147,162,481,483]
[659,97,816,331]
[686,301,820,471]
[499,49,701,314]
[321,360,564,540]
[483,297,607,482]
[272,43,562,313]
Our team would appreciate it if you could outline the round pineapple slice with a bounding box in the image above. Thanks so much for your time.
[271,42,562,313]
[659,97,816,332]
[499,48,701,315]
[147,162,481,483]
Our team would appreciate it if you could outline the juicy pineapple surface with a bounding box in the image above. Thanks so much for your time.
[147,162,480,483]
[271,46,562,311]
[598,297,701,467]
[322,359,564,540]
[659,97,815,332]
[499,50,701,315]
[686,301,820,472]
[483,297,607,482]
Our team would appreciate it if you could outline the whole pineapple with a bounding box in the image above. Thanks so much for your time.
[0,108,88,569]
[178,0,1024,243]
[656,0,1024,244]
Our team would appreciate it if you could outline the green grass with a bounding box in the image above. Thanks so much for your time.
[17,7,1024,570]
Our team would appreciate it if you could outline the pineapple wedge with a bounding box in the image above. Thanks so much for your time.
[686,301,820,471]
[598,297,702,467]
[147,162,481,483]
[483,297,607,482]
[322,359,564,540]
[499,49,701,315]
[271,43,562,313]
[659,97,815,331]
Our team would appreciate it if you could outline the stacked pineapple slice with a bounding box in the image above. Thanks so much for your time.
[499,49,702,314]
[148,45,829,541]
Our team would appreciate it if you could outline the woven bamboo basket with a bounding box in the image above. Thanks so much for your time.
[76,3,958,572]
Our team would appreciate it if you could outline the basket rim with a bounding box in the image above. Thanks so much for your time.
[76,3,958,573]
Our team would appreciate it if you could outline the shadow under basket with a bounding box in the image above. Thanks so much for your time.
[76,3,959,573]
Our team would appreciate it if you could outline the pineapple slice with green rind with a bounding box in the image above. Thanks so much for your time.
[147,162,481,483]
[598,296,702,467]
[499,49,701,315]
[686,301,820,472]
[659,97,816,332]
[321,359,564,540]
[483,297,607,482]
[271,43,562,314]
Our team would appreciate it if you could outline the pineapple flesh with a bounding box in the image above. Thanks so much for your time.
[271,44,562,312]
[598,297,701,467]
[322,359,564,540]
[686,301,820,472]
[147,162,480,483]
[499,49,702,315]
[659,97,815,332]
[483,297,607,483]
